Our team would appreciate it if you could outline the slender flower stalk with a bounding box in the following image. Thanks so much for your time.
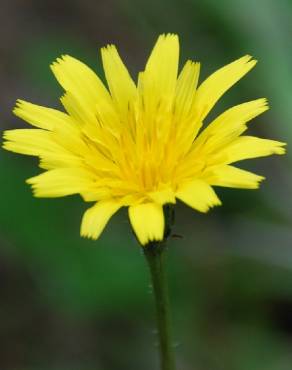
[144,241,176,370]
[143,205,176,370]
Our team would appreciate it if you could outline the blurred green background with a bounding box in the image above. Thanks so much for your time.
[0,0,291,369]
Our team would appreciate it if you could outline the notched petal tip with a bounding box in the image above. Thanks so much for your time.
[2,141,12,152]
[14,98,25,107]
[13,99,27,116]
[2,130,10,140]
[159,33,179,40]
[152,33,179,54]
[208,165,266,189]
[25,177,46,198]
[26,177,43,197]
[128,203,165,246]
[50,55,85,83]
[101,44,116,53]
[186,60,200,67]
[257,97,269,110]
[50,54,72,69]
[176,180,222,213]
[247,175,265,189]
[241,54,257,65]
[273,141,287,155]
[80,201,121,241]
[278,140,287,148]
[80,223,97,240]
[228,55,258,77]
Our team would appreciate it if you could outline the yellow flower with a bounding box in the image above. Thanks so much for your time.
[3,34,285,245]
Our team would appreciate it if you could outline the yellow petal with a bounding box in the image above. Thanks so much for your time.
[206,165,265,189]
[11,99,91,158]
[81,200,121,240]
[101,45,137,119]
[173,60,201,152]
[3,122,90,168]
[39,153,83,170]
[191,55,257,137]
[176,179,221,212]
[213,136,286,164]
[128,203,164,245]
[141,34,179,117]
[175,60,200,122]
[27,168,94,197]
[13,100,71,130]
[194,98,269,152]
[3,129,61,156]
[51,55,111,119]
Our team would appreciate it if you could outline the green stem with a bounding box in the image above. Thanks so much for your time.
[144,242,176,370]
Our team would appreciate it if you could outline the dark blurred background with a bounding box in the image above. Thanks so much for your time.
[1,1,292,369]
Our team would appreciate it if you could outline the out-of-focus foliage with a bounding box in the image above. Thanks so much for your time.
[0,1,291,369]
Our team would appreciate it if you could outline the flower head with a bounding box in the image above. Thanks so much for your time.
[3,34,285,245]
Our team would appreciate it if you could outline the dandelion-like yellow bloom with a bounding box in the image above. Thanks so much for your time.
[3,34,285,245]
